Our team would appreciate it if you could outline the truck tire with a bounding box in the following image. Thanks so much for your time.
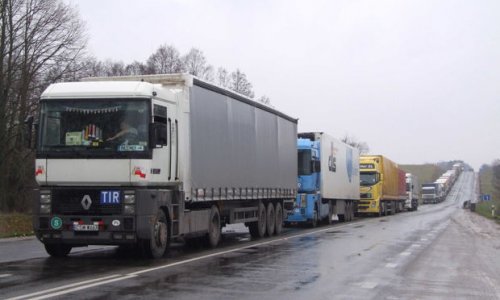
[206,205,221,247]
[266,202,275,236]
[311,207,318,227]
[327,202,333,225]
[275,202,283,235]
[346,202,352,222]
[249,202,266,238]
[44,243,72,257]
[142,209,169,259]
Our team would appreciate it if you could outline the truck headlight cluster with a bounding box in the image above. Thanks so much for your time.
[370,201,377,208]
[40,190,51,214]
[123,191,135,215]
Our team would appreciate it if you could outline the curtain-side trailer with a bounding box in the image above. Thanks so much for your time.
[31,74,297,258]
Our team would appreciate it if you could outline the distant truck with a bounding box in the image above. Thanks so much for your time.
[30,74,297,258]
[405,173,419,211]
[358,155,406,216]
[421,183,442,204]
[285,132,360,226]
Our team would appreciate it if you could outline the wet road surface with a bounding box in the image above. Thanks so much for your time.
[2,171,500,299]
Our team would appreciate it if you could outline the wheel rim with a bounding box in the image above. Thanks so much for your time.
[154,221,167,248]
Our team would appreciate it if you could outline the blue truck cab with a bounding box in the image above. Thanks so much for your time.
[285,136,329,227]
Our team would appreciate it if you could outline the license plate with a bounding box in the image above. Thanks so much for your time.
[73,224,99,231]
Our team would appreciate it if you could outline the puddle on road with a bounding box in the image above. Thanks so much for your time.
[325,230,346,234]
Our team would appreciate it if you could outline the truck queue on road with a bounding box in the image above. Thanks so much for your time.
[27,74,463,258]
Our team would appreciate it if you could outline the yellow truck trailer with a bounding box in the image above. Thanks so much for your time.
[358,155,406,216]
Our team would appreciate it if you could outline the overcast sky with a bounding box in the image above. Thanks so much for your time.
[67,0,499,170]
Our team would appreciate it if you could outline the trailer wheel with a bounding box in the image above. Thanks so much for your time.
[142,209,169,259]
[206,205,221,247]
[275,202,283,235]
[266,203,275,236]
[327,202,333,225]
[44,244,72,257]
[249,202,266,238]
[346,202,352,222]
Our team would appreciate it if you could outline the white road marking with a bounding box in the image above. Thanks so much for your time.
[359,281,378,289]
[400,251,412,256]
[385,263,398,268]
[420,238,428,241]
[410,243,421,248]
[6,274,122,300]
[0,274,12,278]
[8,222,354,300]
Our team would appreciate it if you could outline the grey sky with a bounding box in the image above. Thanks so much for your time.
[68,0,499,170]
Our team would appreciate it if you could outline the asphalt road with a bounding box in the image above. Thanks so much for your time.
[2,171,500,300]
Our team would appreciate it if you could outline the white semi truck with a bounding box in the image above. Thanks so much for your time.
[30,74,297,258]
[405,173,419,211]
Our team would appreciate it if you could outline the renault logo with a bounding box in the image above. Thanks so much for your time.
[81,195,92,210]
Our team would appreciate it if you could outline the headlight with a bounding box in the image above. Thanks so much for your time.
[40,204,51,214]
[124,193,135,204]
[40,191,51,213]
[371,201,377,208]
[123,204,135,215]
[40,194,51,204]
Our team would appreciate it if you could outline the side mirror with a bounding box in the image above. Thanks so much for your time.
[311,160,321,173]
[150,123,167,148]
[24,115,34,149]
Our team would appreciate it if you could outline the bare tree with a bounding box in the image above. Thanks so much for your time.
[125,60,147,75]
[182,48,213,81]
[229,69,254,98]
[256,95,271,105]
[146,44,184,74]
[0,0,86,212]
[216,67,230,88]
[341,134,370,154]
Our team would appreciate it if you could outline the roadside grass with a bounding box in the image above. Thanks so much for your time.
[0,213,34,238]
[477,167,500,222]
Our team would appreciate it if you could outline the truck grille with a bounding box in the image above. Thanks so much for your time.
[52,189,123,215]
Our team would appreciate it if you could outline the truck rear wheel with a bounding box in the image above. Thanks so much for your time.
[275,202,283,235]
[142,209,169,259]
[206,205,221,247]
[44,243,72,257]
[249,202,266,238]
[266,202,275,236]
[327,202,333,225]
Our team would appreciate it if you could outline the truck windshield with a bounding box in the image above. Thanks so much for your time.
[298,149,312,176]
[360,172,378,186]
[37,99,150,158]
[421,188,436,195]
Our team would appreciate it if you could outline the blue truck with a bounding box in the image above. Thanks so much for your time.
[285,132,360,227]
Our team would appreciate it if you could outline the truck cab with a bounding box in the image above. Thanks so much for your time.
[358,161,382,214]
[286,137,324,226]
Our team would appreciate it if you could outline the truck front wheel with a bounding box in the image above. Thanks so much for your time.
[142,209,169,259]
[44,243,72,257]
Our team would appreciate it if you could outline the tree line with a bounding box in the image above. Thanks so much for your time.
[0,0,264,212]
